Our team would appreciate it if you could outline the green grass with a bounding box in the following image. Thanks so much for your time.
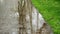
[32,0,60,34]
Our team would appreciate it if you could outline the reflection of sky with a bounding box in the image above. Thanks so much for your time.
[0,0,3,3]
[32,6,45,32]
[25,6,45,34]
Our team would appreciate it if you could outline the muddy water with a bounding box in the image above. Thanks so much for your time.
[0,0,19,34]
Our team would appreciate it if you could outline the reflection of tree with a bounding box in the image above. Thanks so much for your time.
[18,0,32,34]
[18,0,53,34]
